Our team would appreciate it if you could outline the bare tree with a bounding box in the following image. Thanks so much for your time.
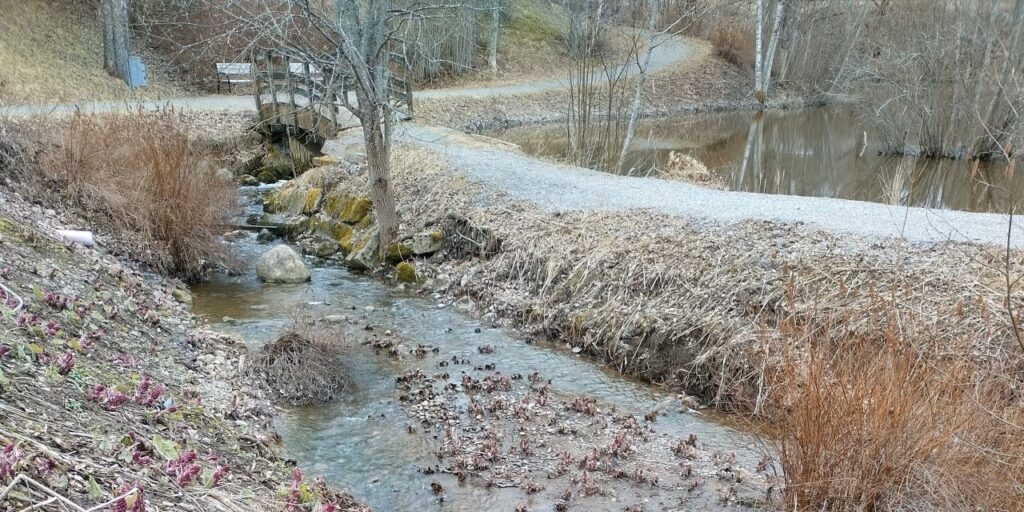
[334,0,400,253]
[489,0,502,74]
[754,0,785,103]
[616,0,662,172]
[102,0,131,81]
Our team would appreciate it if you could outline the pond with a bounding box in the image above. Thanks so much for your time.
[490,108,1024,214]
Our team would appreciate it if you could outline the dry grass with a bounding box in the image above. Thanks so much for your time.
[39,111,237,280]
[651,150,725,189]
[310,142,1022,412]
[0,0,184,104]
[709,21,754,76]
[767,303,1024,511]
[245,312,349,405]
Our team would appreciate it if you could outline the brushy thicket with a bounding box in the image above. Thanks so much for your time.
[246,314,348,405]
[767,301,1024,511]
[41,111,237,280]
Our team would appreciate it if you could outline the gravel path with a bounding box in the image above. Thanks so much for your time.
[1,32,695,116]
[393,124,1024,248]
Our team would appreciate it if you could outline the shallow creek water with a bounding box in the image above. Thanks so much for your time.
[492,108,1024,214]
[190,235,763,510]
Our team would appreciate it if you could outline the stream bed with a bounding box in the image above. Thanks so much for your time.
[190,233,769,510]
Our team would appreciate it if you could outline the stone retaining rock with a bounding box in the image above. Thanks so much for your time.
[255,245,312,283]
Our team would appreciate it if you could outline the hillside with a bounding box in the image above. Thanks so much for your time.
[0,0,184,104]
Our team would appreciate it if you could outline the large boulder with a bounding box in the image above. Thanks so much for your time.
[256,245,311,283]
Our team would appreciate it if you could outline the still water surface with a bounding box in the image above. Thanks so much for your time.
[492,108,1024,213]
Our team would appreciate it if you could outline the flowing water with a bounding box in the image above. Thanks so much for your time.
[191,232,762,510]
[492,108,1024,214]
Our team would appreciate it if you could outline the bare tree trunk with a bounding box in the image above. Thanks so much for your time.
[616,0,660,172]
[336,0,400,258]
[754,0,765,102]
[776,0,797,82]
[363,105,398,252]
[489,0,501,75]
[761,1,785,99]
[101,0,131,81]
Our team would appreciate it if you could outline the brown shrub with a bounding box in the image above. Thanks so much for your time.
[42,111,237,280]
[710,21,754,74]
[767,309,1024,511]
[246,314,348,405]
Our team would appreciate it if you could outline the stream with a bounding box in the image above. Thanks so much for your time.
[190,195,765,510]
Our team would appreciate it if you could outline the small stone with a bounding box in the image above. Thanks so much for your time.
[410,230,443,255]
[239,175,260,187]
[171,288,193,305]
[257,229,275,242]
[223,229,249,241]
[323,315,348,324]
[395,261,417,283]
[454,296,476,312]
[364,306,375,313]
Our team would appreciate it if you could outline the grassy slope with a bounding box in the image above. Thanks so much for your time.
[0,0,182,104]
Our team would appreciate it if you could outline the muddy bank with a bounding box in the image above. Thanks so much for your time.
[261,141,1021,412]
[0,179,364,508]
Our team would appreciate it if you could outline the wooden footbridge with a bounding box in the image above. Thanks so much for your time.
[250,49,413,144]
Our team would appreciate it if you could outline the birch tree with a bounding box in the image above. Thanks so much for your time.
[754,0,786,103]
[489,0,501,74]
[616,0,661,172]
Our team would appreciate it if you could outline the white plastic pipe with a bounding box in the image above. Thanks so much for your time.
[56,230,95,247]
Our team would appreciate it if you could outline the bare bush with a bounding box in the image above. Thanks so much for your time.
[246,315,349,405]
[41,111,237,280]
[858,0,1024,159]
[768,307,1024,511]
[0,121,30,182]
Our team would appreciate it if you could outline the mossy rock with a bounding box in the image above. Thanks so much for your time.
[256,169,281,184]
[309,214,354,248]
[338,229,356,254]
[395,261,417,283]
[267,186,322,215]
[385,243,413,263]
[279,215,311,239]
[410,230,443,255]
[344,227,380,271]
[323,193,373,224]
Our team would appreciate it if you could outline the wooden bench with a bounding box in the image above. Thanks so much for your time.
[215,63,252,93]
